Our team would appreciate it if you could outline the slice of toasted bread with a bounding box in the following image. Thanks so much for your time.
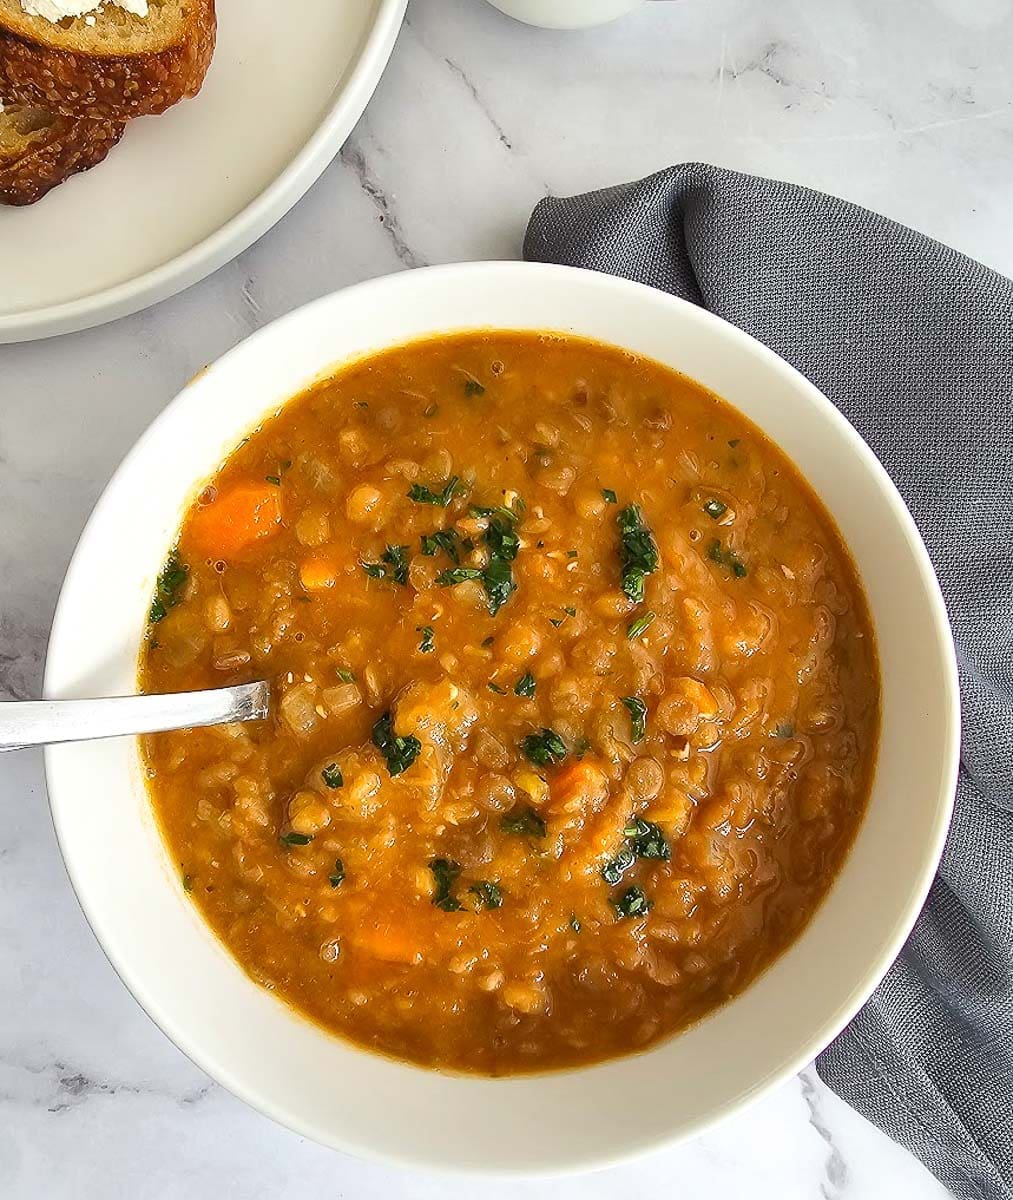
[0,96,123,204]
[0,0,216,120]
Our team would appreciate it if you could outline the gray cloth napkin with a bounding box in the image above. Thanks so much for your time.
[524,164,1013,1200]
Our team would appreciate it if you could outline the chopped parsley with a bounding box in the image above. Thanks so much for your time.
[279,831,313,847]
[420,529,461,563]
[703,498,727,520]
[488,681,507,694]
[622,696,647,743]
[569,914,582,933]
[521,728,567,767]
[602,488,618,504]
[408,476,461,506]
[500,806,547,838]
[707,538,748,578]
[624,816,670,860]
[436,508,521,616]
[601,845,637,886]
[372,712,421,777]
[361,544,410,585]
[264,474,281,486]
[626,610,656,640]
[469,881,503,910]
[321,763,344,789]
[182,873,194,893]
[336,668,356,684]
[429,858,463,911]
[149,553,188,624]
[773,721,796,738]
[574,736,591,760]
[617,504,659,604]
[464,379,486,397]
[328,859,346,888]
[418,625,435,654]
[613,885,653,919]
[514,672,537,698]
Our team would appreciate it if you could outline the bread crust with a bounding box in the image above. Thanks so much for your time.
[0,0,216,119]
[0,108,124,204]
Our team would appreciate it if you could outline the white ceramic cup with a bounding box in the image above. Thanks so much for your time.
[45,262,959,1175]
[485,0,646,30]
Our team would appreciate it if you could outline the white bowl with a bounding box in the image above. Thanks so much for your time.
[45,263,959,1175]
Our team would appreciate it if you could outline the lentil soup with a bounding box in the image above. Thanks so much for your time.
[139,332,879,1075]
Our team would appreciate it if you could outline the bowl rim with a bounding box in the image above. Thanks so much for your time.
[44,261,961,1176]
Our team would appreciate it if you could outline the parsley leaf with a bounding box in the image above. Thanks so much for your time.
[602,488,617,504]
[464,379,486,397]
[707,538,747,578]
[521,728,567,767]
[361,544,410,585]
[372,712,421,777]
[420,529,461,564]
[703,498,727,519]
[429,858,463,911]
[624,816,670,861]
[514,672,536,698]
[149,553,188,624]
[279,831,313,847]
[329,859,346,887]
[469,880,503,910]
[617,504,659,604]
[408,476,461,506]
[418,625,435,654]
[613,885,653,919]
[321,763,344,789]
[500,806,547,837]
[626,610,656,640]
[622,696,647,743]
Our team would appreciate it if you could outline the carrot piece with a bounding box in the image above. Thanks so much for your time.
[353,920,423,966]
[188,483,282,558]
[300,557,338,591]
[550,758,609,812]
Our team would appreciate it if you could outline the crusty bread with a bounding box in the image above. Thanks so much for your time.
[0,0,216,119]
[0,95,123,203]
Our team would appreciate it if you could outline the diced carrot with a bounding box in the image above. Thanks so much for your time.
[550,757,609,813]
[353,920,423,966]
[300,557,338,591]
[188,483,282,559]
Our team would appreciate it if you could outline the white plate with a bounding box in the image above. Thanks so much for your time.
[0,0,406,344]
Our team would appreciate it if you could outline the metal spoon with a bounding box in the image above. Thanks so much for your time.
[0,681,270,753]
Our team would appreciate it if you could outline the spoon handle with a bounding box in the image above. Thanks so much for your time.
[0,682,270,753]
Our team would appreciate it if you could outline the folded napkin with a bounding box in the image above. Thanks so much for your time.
[525,164,1013,1200]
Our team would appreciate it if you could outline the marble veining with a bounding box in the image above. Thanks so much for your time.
[2,0,1007,1194]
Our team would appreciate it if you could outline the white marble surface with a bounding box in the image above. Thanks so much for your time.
[3,0,1010,1194]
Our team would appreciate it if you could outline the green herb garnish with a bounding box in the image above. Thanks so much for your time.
[626,610,656,640]
[429,858,463,911]
[321,763,344,789]
[279,831,313,847]
[624,816,670,861]
[622,696,647,743]
[773,721,795,738]
[437,566,484,586]
[437,507,522,616]
[500,806,547,838]
[372,712,421,777]
[469,880,503,910]
[149,553,188,624]
[703,498,727,519]
[601,845,637,886]
[265,474,281,486]
[361,544,410,585]
[514,672,536,698]
[336,668,356,684]
[329,859,346,888]
[602,488,617,504]
[420,529,461,563]
[488,681,507,694]
[464,379,486,397]
[418,625,435,654]
[613,885,653,919]
[182,873,194,893]
[617,504,659,604]
[521,728,567,767]
[408,476,461,506]
[569,914,582,933]
[707,538,747,578]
